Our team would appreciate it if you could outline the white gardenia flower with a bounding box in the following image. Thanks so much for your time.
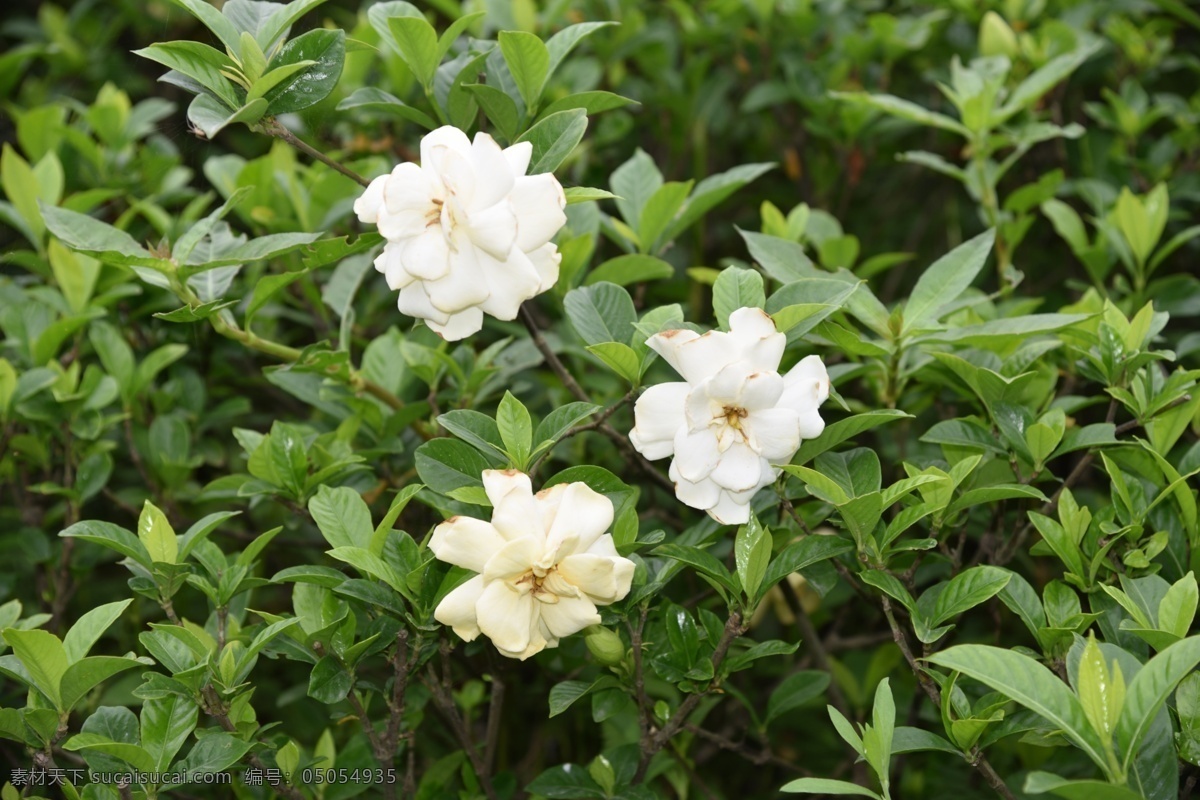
[429,470,635,660]
[629,307,830,525]
[353,126,567,341]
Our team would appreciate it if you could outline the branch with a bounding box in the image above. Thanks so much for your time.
[425,643,500,800]
[519,303,675,494]
[880,597,1017,800]
[262,118,371,188]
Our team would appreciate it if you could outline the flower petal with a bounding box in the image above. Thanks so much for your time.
[384,162,436,215]
[397,283,450,325]
[672,331,744,384]
[743,407,801,462]
[375,243,415,290]
[511,174,567,252]
[429,516,508,573]
[528,243,561,291]
[434,574,484,641]
[708,441,764,492]
[673,428,721,482]
[483,470,533,507]
[707,490,753,525]
[354,174,387,224]
[533,484,570,535]
[478,248,541,321]
[503,140,533,177]
[421,126,473,178]
[557,551,635,605]
[538,593,601,638]
[400,227,451,281]
[670,463,721,511]
[780,355,830,414]
[545,483,614,557]
[630,382,690,460]
[469,132,517,210]
[467,201,518,261]
[738,371,784,411]
[427,306,484,341]
[491,489,543,544]
[797,407,826,440]
[425,245,490,314]
[483,536,540,583]
[476,579,535,656]
[728,307,786,371]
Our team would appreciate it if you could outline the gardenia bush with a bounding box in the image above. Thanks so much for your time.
[0,1,1199,799]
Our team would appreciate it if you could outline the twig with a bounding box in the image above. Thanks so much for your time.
[780,580,850,718]
[880,597,1017,800]
[682,723,808,774]
[426,643,500,800]
[519,303,674,493]
[634,611,745,783]
[262,118,371,188]
[528,390,635,476]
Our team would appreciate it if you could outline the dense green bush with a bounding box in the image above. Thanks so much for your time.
[1,1,1199,798]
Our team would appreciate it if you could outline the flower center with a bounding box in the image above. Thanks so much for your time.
[517,566,562,604]
[722,404,748,431]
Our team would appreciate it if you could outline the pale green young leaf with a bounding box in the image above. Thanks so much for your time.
[138,501,178,565]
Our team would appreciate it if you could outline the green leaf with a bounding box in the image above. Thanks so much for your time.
[138,500,178,566]
[63,733,157,772]
[652,543,737,594]
[187,94,267,139]
[792,411,912,466]
[1158,573,1197,640]
[437,410,507,458]
[370,483,424,556]
[638,181,693,254]
[141,694,198,771]
[133,41,241,109]
[263,28,345,113]
[585,254,674,287]
[497,391,533,466]
[781,777,882,798]
[767,671,831,724]
[996,42,1101,123]
[388,15,439,89]
[308,655,352,703]
[3,629,67,708]
[586,342,641,383]
[517,108,588,175]
[2,144,46,245]
[336,87,438,129]
[545,21,615,78]
[60,520,151,570]
[40,203,163,269]
[499,30,549,110]
[246,59,315,104]
[164,0,243,51]
[251,0,331,50]
[464,84,520,142]
[548,676,620,717]
[735,514,771,602]
[1115,636,1200,774]
[929,566,1012,627]
[47,238,100,313]
[309,485,373,550]
[1077,634,1125,741]
[63,600,132,663]
[780,465,851,506]
[925,645,1107,770]
[1023,772,1146,800]
[760,536,853,595]
[664,163,775,244]
[712,267,766,329]
[902,230,995,335]
[532,403,601,456]
[540,91,635,120]
[831,91,969,136]
[564,282,636,345]
[415,438,495,495]
[60,656,148,711]
[564,186,617,205]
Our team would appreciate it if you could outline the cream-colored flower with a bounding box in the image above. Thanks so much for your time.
[354,126,567,341]
[429,470,635,660]
[630,307,829,525]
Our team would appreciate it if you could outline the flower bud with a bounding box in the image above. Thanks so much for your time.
[584,625,626,667]
[979,12,1019,58]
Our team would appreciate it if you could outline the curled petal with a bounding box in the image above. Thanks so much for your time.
[429,516,508,573]
[424,246,490,314]
[354,174,387,223]
[673,429,721,483]
[707,489,753,525]
[539,593,601,638]
[797,407,826,441]
[545,483,615,557]
[708,441,764,492]
[630,382,690,460]
[397,284,449,326]
[743,407,801,462]
[780,355,830,414]
[557,551,635,604]
[483,470,533,507]
[400,228,451,281]
[427,306,484,341]
[511,174,567,252]
[670,462,721,511]
[469,132,517,210]
[375,243,415,290]
[434,574,485,641]
[420,126,473,181]
[503,140,533,177]
[483,536,541,583]
[476,579,535,656]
